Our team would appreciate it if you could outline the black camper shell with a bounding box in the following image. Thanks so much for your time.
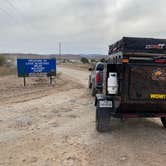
[109,37,166,54]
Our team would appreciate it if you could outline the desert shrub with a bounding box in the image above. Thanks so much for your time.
[90,59,96,63]
[0,55,6,66]
[81,57,89,64]
[100,58,106,62]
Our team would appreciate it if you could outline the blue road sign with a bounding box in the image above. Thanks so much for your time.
[17,59,56,77]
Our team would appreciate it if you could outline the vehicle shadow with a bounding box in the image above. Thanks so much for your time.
[110,117,164,132]
[91,118,166,166]
[107,117,166,144]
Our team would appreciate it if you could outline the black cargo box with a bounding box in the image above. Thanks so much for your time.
[109,37,166,55]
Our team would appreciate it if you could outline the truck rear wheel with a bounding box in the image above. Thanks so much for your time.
[88,75,92,89]
[91,84,96,96]
[96,106,110,132]
[161,117,166,128]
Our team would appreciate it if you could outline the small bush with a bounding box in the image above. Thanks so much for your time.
[90,59,96,63]
[0,66,16,76]
[0,55,6,66]
[100,58,106,62]
[81,57,89,64]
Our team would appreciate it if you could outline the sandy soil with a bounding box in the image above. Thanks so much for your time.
[62,63,89,71]
[0,66,166,166]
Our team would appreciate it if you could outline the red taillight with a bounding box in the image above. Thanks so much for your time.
[154,59,166,63]
[96,72,100,83]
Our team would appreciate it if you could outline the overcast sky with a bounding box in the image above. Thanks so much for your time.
[0,0,165,54]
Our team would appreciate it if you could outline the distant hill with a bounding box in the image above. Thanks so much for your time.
[1,53,106,60]
[80,54,106,59]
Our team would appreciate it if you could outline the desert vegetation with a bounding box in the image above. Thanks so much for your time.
[0,55,6,66]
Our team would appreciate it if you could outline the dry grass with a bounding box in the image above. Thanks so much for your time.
[61,63,89,71]
[0,66,16,76]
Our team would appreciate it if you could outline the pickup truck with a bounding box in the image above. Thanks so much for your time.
[88,62,104,96]
[95,37,166,132]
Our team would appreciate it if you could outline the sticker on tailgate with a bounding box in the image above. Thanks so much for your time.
[150,94,166,99]
[152,68,166,81]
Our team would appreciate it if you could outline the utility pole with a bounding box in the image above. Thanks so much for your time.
[59,42,62,65]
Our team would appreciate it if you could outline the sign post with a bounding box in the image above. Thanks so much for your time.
[50,76,52,85]
[23,76,26,86]
[17,59,56,86]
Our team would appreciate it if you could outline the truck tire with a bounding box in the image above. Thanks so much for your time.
[161,117,166,128]
[88,75,92,89]
[91,84,96,96]
[96,105,110,132]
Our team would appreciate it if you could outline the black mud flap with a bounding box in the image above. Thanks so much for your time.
[95,94,114,132]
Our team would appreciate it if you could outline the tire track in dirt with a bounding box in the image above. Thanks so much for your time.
[0,68,94,166]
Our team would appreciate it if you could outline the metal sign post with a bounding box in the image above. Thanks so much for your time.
[59,42,62,65]
[23,76,26,86]
[50,76,52,85]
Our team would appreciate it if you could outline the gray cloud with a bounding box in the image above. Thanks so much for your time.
[0,0,165,54]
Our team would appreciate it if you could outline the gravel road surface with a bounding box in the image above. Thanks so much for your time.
[0,66,166,166]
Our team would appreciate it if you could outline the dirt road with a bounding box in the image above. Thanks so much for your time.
[0,66,166,166]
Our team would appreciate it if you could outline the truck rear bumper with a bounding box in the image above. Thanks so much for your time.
[95,94,166,118]
[96,85,103,90]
